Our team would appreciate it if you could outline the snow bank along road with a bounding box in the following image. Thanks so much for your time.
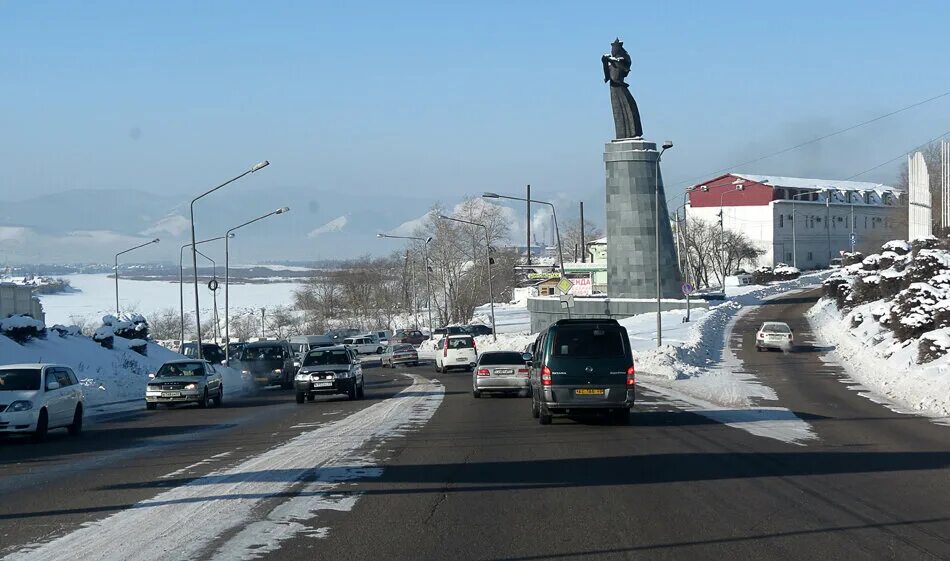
[3,313,950,560]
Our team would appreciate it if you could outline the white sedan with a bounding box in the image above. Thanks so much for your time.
[0,363,85,440]
[755,321,794,351]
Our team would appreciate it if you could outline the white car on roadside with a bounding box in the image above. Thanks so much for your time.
[0,364,85,440]
[755,321,794,351]
[435,334,478,373]
[343,336,384,355]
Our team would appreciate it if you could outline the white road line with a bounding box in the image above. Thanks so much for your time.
[158,451,236,480]
[5,374,444,561]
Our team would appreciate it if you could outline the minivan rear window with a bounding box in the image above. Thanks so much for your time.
[446,337,474,349]
[552,326,625,358]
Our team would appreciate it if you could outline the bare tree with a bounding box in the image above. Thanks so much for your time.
[562,219,603,262]
[148,307,187,340]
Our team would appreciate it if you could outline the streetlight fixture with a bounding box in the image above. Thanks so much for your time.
[437,216,497,341]
[114,238,160,315]
[655,141,673,347]
[189,160,269,358]
[790,189,825,269]
[482,192,565,281]
[224,206,290,362]
[179,234,233,344]
[378,232,435,340]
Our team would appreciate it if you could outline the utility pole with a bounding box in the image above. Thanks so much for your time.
[260,307,265,338]
[826,191,832,265]
[580,201,586,263]
[526,184,531,265]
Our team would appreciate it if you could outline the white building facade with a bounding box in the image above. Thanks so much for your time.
[686,173,906,270]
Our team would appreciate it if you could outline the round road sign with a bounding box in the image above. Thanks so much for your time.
[681,283,695,296]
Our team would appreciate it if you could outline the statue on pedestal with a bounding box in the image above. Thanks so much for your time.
[602,38,643,140]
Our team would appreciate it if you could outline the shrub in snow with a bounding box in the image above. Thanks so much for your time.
[823,276,849,299]
[773,265,800,281]
[878,268,905,299]
[93,326,115,349]
[842,252,864,266]
[0,314,47,343]
[49,324,82,337]
[100,313,149,340]
[904,249,950,286]
[835,283,853,310]
[882,240,910,256]
[128,339,148,357]
[884,283,944,341]
[849,311,864,329]
[751,266,774,285]
[918,328,950,363]
[850,275,881,306]
[911,236,940,253]
[861,254,882,271]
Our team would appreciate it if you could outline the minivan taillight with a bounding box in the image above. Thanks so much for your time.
[472,339,477,353]
[477,368,490,376]
[541,366,552,386]
[626,365,635,386]
[443,338,448,357]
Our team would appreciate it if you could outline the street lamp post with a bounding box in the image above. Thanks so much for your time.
[190,161,269,359]
[377,233,435,340]
[655,141,673,347]
[114,238,160,315]
[179,236,230,343]
[224,207,290,363]
[790,189,825,269]
[438,215,497,341]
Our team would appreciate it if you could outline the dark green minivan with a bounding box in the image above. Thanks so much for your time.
[527,319,635,425]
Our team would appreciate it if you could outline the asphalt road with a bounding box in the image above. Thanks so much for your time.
[1,292,949,560]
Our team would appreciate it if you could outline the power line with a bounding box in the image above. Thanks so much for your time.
[845,128,950,181]
[669,89,950,189]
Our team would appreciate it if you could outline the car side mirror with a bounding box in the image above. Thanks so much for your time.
[47,381,61,391]
[148,373,156,379]
[522,352,533,363]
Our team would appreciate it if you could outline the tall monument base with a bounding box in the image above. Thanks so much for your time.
[605,139,681,299]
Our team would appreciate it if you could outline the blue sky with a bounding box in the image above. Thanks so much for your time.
[2,1,950,261]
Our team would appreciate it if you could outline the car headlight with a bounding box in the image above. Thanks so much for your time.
[337,370,354,378]
[8,400,33,412]
[183,383,197,390]
[295,373,308,380]
[273,368,282,374]
[293,361,301,368]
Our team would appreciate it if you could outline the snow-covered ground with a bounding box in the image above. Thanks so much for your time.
[808,292,950,420]
[38,273,300,326]
[0,330,245,418]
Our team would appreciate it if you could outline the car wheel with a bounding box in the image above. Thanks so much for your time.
[198,390,210,408]
[146,402,157,410]
[347,384,358,401]
[755,346,762,352]
[32,409,49,442]
[531,392,540,419]
[376,347,383,355]
[357,379,365,400]
[296,391,306,404]
[215,387,224,408]
[306,392,315,402]
[68,405,83,436]
[539,410,552,425]
[473,388,481,398]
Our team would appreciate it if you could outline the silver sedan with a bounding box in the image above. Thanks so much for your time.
[472,351,530,398]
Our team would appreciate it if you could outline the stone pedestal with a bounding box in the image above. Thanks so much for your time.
[605,139,682,299]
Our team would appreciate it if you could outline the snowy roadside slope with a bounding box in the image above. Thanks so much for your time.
[808,297,950,419]
[0,334,245,415]
[633,271,830,407]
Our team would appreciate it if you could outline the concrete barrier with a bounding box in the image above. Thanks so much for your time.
[527,295,708,333]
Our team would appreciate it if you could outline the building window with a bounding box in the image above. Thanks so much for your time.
[786,252,792,262]
[779,214,784,228]
[807,252,813,261]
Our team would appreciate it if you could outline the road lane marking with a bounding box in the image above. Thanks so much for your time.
[5,375,444,561]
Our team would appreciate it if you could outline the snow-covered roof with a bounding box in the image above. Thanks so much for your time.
[733,173,899,195]
[588,237,607,244]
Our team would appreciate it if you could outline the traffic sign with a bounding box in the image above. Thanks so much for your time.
[681,283,694,296]
[207,278,219,291]
[850,232,857,246]
[556,277,574,295]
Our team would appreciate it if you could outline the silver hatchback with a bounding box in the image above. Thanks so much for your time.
[472,351,530,398]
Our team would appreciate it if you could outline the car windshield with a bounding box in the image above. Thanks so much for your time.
[763,323,791,333]
[0,368,42,391]
[303,349,351,366]
[242,346,284,361]
[552,326,626,358]
[157,363,205,377]
[478,352,523,365]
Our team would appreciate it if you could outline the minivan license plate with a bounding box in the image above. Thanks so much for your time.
[575,388,605,396]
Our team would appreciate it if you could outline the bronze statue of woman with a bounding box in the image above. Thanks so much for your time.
[602,38,643,140]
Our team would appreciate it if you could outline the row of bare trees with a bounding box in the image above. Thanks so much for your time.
[679,217,765,289]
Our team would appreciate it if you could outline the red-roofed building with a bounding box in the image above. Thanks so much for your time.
[685,173,907,269]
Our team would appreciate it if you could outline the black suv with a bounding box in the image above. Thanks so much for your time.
[465,324,494,336]
[527,319,635,425]
[238,341,297,389]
